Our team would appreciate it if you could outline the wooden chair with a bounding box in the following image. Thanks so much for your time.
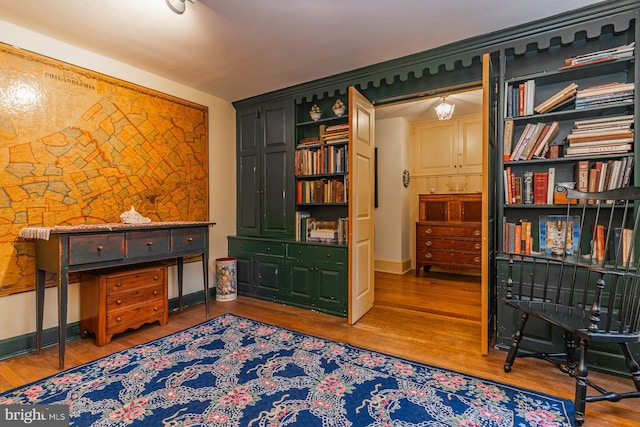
[501,186,640,426]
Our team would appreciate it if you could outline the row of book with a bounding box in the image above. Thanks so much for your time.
[295,144,348,176]
[506,80,536,118]
[503,167,558,205]
[574,157,634,199]
[505,120,559,161]
[503,216,634,265]
[295,213,348,244]
[296,178,347,204]
[297,123,350,147]
[565,115,634,157]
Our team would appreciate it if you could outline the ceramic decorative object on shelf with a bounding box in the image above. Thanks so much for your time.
[309,104,322,121]
[332,99,346,116]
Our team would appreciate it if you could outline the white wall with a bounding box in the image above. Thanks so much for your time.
[0,19,236,340]
[374,117,411,273]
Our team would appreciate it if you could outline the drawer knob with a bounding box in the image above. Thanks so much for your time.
[425,241,432,247]
[473,256,481,263]
[474,243,481,250]
[116,299,122,305]
[116,282,122,287]
[153,275,159,280]
[473,230,481,236]
[326,253,331,258]
[187,237,193,242]
[153,290,158,296]
[97,245,103,251]
[147,241,153,246]
[116,317,122,322]
[425,253,432,259]
[425,228,433,234]
[154,307,159,311]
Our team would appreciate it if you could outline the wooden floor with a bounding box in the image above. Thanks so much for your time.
[1,270,638,426]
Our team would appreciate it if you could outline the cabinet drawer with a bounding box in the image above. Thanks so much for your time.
[417,249,481,266]
[417,224,481,238]
[171,227,207,253]
[69,233,125,265]
[228,238,286,257]
[417,238,481,252]
[107,301,164,327]
[106,267,165,294]
[126,230,170,258]
[287,243,347,263]
[106,283,164,311]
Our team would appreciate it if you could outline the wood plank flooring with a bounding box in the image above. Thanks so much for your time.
[0,270,637,426]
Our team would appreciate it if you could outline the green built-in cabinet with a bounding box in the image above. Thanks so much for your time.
[228,236,347,316]
[494,12,638,376]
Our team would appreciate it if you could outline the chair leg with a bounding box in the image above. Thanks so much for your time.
[574,338,589,426]
[620,343,640,391]
[504,312,528,373]
[563,332,577,375]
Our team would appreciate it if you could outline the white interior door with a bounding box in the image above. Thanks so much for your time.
[348,86,375,324]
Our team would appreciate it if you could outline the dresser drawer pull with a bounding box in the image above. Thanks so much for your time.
[425,253,432,259]
[473,256,481,263]
[116,282,122,287]
[153,275,159,280]
[116,317,122,322]
[474,243,481,250]
[153,290,158,296]
[97,245,103,251]
[154,307,159,311]
[116,299,123,305]
[187,237,193,242]
[147,241,153,246]
[425,241,433,247]
[425,228,433,234]
[473,230,481,236]
[326,253,331,258]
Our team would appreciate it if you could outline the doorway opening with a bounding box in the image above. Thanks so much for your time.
[373,88,483,319]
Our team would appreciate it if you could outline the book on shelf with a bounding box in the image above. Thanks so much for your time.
[533,171,548,204]
[533,82,578,114]
[592,224,606,262]
[574,82,635,109]
[509,123,535,160]
[519,123,546,160]
[574,160,590,198]
[547,167,555,205]
[522,171,533,204]
[564,143,632,157]
[295,211,311,241]
[503,120,514,161]
[532,121,560,159]
[506,80,535,117]
[503,220,532,254]
[560,42,635,69]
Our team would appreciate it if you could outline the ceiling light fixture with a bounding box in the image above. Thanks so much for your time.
[434,96,455,120]
[166,0,195,15]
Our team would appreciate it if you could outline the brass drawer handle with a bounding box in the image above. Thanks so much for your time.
[154,307,159,311]
[153,290,158,296]
[425,241,433,247]
[153,275,159,280]
[187,237,193,242]
[473,230,481,236]
[425,253,432,259]
[116,299,123,305]
[97,245,103,251]
[116,317,122,322]
[425,228,433,234]
[147,241,153,246]
[473,256,481,263]
[474,243,481,250]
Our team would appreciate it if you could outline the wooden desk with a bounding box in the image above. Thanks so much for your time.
[21,221,215,369]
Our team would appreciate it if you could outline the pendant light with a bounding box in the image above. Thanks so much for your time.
[166,0,195,15]
[434,96,455,120]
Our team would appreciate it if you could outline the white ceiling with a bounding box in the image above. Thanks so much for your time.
[0,0,604,103]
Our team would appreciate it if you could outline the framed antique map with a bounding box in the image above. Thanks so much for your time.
[0,42,208,295]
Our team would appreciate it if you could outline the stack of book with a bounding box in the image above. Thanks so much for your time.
[298,136,321,146]
[533,83,578,114]
[575,81,635,109]
[574,157,634,197]
[564,115,634,157]
[560,42,635,69]
[508,121,560,161]
[321,123,350,144]
[307,219,339,244]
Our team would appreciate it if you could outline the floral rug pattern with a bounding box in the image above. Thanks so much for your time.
[0,314,574,426]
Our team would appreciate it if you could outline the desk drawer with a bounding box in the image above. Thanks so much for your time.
[107,301,164,328]
[126,230,170,258]
[417,224,481,238]
[171,227,207,253]
[417,237,481,252]
[69,233,125,265]
[287,243,346,262]
[228,238,286,257]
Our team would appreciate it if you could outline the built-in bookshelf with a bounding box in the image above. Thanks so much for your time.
[295,100,351,245]
[499,38,636,255]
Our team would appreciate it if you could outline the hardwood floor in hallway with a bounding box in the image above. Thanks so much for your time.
[0,270,637,425]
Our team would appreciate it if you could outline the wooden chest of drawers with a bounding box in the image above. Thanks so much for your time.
[80,264,168,346]
[416,193,482,274]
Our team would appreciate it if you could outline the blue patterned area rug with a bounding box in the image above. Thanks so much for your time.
[0,314,574,426]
